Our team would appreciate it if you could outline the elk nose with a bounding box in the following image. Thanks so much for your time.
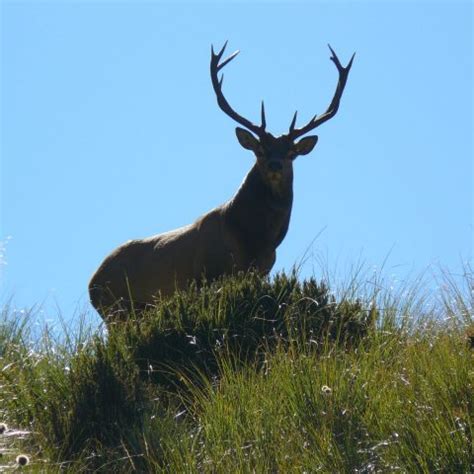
[268,161,283,172]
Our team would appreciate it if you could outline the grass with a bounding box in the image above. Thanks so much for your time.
[0,267,472,472]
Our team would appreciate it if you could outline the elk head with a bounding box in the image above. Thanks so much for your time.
[210,42,354,192]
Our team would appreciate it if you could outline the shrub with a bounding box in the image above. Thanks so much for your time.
[111,271,373,388]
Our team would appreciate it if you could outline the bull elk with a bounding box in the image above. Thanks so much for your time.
[89,42,354,323]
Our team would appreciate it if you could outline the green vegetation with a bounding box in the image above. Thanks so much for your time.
[0,268,472,472]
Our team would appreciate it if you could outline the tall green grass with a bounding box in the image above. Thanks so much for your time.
[0,268,472,472]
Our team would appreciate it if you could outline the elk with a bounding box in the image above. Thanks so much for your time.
[89,42,354,323]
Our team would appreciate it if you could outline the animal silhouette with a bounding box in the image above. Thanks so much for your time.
[89,42,354,323]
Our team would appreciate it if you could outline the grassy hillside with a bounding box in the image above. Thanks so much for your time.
[0,269,472,472]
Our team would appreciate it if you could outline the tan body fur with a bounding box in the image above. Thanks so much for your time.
[89,162,291,318]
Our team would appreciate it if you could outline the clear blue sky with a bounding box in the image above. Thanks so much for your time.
[1,1,472,323]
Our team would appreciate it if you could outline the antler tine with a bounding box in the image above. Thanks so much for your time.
[212,41,228,62]
[218,51,239,71]
[289,111,298,133]
[288,45,355,139]
[328,44,342,69]
[261,101,267,131]
[210,42,264,136]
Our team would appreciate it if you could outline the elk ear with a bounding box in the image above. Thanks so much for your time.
[294,135,318,156]
[236,127,259,152]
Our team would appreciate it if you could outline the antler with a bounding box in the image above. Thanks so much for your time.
[288,45,355,139]
[210,42,265,137]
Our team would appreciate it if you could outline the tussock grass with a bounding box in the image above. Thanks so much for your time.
[0,268,472,472]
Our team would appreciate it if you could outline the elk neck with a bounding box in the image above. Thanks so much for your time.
[223,162,294,254]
